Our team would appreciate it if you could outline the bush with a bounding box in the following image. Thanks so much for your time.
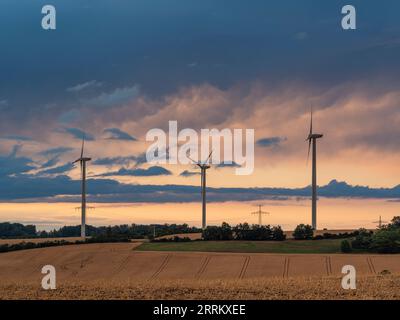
[271,226,286,241]
[319,232,358,240]
[202,222,233,241]
[351,228,373,249]
[0,222,36,238]
[0,222,202,240]
[202,223,286,241]
[220,222,234,240]
[249,225,273,240]
[232,223,251,240]
[386,216,400,230]
[369,229,400,253]
[293,224,314,240]
[340,240,352,253]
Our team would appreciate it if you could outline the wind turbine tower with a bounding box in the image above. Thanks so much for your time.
[251,205,270,225]
[73,137,91,238]
[306,109,323,230]
[188,151,213,230]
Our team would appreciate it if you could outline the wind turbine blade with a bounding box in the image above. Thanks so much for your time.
[307,138,311,165]
[80,160,83,180]
[205,150,213,164]
[187,154,198,164]
[309,107,313,136]
[80,136,85,159]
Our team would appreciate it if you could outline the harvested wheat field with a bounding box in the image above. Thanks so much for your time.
[0,243,399,299]
[1,276,399,300]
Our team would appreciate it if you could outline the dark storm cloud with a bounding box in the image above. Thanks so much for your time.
[180,170,201,177]
[0,135,33,142]
[0,175,399,202]
[103,128,137,141]
[63,128,95,141]
[1,0,400,117]
[40,157,60,169]
[97,166,172,177]
[38,147,74,157]
[92,156,138,166]
[216,162,241,168]
[0,0,400,199]
[0,146,35,176]
[66,80,103,93]
[257,137,287,147]
[37,163,75,175]
[85,86,140,109]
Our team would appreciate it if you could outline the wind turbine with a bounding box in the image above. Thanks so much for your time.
[251,204,270,226]
[73,136,91,238]
[188,151,213,230]
[306,108,323,230]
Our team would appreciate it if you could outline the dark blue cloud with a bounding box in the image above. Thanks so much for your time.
[103,128,137,141]
[93,156,138,166]
[0,146,35,176]
[39,147,74,157]
[0,0,399,202]
[216,161,241,168]
[40,157,60,169]
[67,80,103,93]
[134,152,150,166]
[0,135,33,141]
[95,152,149,166]
[86,86,140,109]
[2,0,400,117]
[64,128,95,141]
[0,175,399,202]
[38,163,75,175]
[257,136,287,147]
[180,170,201,177]
[98,166,172,177]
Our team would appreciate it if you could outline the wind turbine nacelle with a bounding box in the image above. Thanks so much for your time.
[308,133,323,139]
[74,157,92,163]
[198,164,210,169]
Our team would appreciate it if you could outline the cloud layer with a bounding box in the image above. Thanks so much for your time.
[1,1,400,199]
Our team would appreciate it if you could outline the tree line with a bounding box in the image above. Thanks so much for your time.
[0,222,201,239]
[341,216,400,253]
[202,222,286,241]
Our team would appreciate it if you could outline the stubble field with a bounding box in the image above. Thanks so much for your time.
[0,242,399,300]
[1,275,399,300]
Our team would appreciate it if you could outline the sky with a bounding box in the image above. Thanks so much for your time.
[1,0,400,205]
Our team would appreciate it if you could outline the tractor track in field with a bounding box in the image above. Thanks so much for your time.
[196,256,211,279]
[238,256,251,279]
[150,254,172,280]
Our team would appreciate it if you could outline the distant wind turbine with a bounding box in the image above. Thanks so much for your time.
[188,151,213,230]
[306,108,323,230]
[73,136,91,238]
[251,204,270,226]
